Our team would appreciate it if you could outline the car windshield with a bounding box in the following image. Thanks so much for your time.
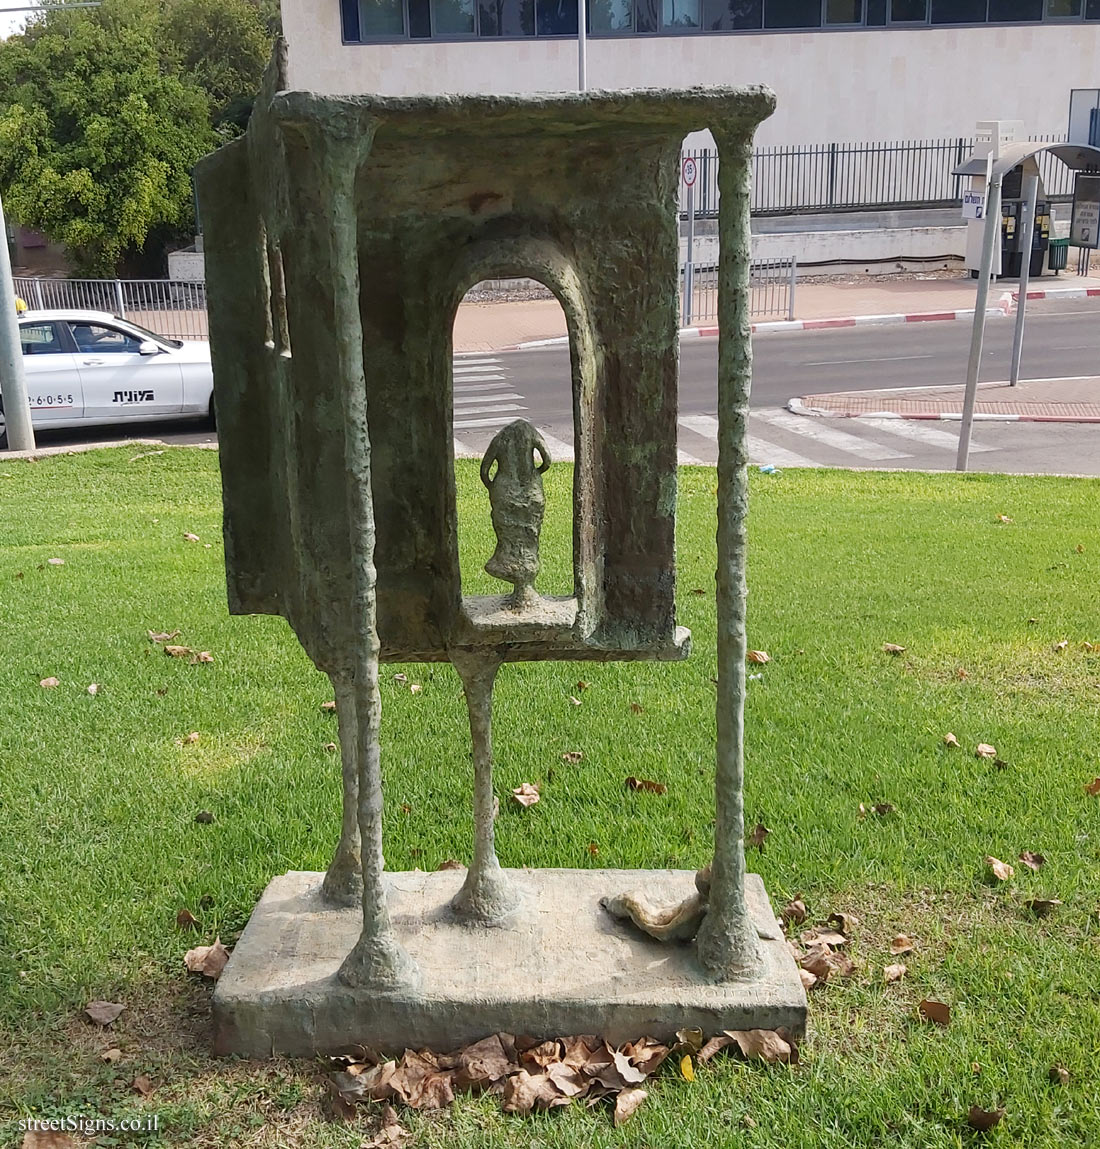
[117,320,184,350]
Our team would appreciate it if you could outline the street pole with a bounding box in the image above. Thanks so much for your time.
[956,171,1002,473]
[1008,172,1038,388]
[0,191,34,452]
[577,0,587,91]
[682,179,695,327]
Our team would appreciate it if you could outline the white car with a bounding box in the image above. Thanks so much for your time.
[0,309,214,448]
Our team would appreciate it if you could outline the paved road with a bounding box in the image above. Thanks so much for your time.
[20,297,1100,475]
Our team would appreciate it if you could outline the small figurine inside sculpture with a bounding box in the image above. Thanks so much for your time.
[480,419,551,609]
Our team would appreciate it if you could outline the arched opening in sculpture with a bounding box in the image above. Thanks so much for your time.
[451,277,576,607]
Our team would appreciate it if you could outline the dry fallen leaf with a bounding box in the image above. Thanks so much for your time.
[1076,544,1085,554]
[780,898,807,928]
[184,938,230,979]
[918,999,951,1026]
[967,1106,1005,1131]
[408,683,422,695]
[798,968,818,990]
[183,532,200,542]
[323,742,338,752]
[85,1001,126,1026]
[587,842,599,857]
[625,776,667,795]
[1018,850,1045,871]
[943,732,959,748]
[164,645,191,658]
[697,1034,735,1062]
[629,702,644,715]
[569,696,582,706]
[1054,639,1069,652]
[180,731,200,745]
[101,1047,123,1063]
[996,514,1013,524]
[1085,777,1100,796]
[192,651,214,664]
[132,1074,155,1096]
[872,803,895,817]
[512,783,540,807]
[147,629,181,643]
[575,680,588,692]
[20,1132,78,1149]
[828,911,860,934]
[747,650,770,664]
[975,743,997,759]
[678,1054,694,1081]
[984,855,1015,881]
[194,810,214,824]
[561,751,584,764]
[361,1105,412,1148]
[884,963,907,983]
[613,1087,648,1127]
[176,908,200,931]
[890,934,915,955]
[1049,1066,1070,1085]
[801,928,847,948]
[883,642,906,655]
[39,677,59,688]
[47,557,65,567]
[1027,898,1063,917]
[321,700,337,712]
[87,683,99,695]
[746,823,770,849]
[727,1029,797,1064]
[437,859,464,870]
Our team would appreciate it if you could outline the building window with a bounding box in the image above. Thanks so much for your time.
[889,0,927,18]
[340,0,1092,41]
[986,0,1041,16]
[535,0,577,32]
[478,0,536,33]
[930,0,986,19]
[764,0,822,25]
[358,0,405,35]
[824,0,862,22]
[590,0,634,30]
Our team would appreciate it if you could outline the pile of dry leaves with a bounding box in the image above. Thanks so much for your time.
[328,1027,797,1129]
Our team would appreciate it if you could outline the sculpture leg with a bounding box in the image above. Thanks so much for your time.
[321,674,363,907]
[695,126,763,981]
[449,649,522,924]
[336,659,420,992]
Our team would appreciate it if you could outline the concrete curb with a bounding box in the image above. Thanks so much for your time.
[1014,285,1100,302]
[786,396,1100,424]
[507,292,1016,349]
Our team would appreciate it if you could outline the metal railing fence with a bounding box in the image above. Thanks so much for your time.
[14,277,209,341]
[682,258,796,324]
[682,134,1073,218]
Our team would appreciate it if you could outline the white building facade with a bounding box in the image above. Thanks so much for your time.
[281,0,1100,144]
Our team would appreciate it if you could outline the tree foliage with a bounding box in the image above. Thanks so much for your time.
[0,0,275,275]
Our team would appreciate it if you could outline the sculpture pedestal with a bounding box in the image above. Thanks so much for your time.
[213,869,807,1058]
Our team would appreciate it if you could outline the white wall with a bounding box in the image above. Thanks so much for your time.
[281,10,1098,147]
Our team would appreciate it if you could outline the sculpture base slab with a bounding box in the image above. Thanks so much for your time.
[213,869,806,1058]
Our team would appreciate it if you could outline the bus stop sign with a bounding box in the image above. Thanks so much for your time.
[1070,172,1100,248]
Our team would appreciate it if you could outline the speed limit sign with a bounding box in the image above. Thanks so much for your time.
[682,156,697,187]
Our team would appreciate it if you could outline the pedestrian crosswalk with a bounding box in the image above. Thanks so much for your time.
[447,354,993,468]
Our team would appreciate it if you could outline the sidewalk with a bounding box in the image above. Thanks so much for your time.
[452,271,1100,352]
[792,377,1100,423]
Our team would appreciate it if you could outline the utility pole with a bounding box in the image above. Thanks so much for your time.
[0,191,34,452]
[577,0,587,91]
[956,171,1002,472]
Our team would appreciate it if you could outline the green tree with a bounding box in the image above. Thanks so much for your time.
[160,0,274,135]
[0,0,276,275]
[0,0,215,274]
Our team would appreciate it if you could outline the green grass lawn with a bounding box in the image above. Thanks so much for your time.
[0,447,1098,1148]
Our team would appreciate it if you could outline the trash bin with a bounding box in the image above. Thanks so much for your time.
[1049,238,1069,272]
